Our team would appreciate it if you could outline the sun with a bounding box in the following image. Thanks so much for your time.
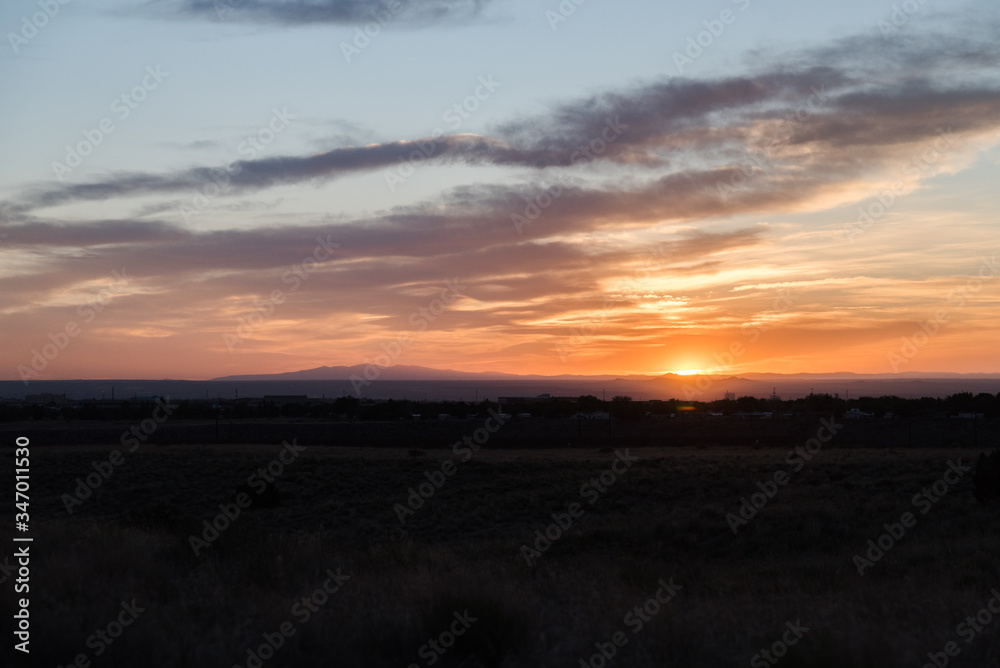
[673,369,701,376]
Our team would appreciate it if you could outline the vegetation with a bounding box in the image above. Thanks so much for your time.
[5,391,1000,424]
[9,441,1000,666]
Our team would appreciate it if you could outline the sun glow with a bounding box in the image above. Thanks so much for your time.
[673,369,701,375]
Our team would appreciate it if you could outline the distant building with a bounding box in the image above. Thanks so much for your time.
[497,395,577,416]
[498,395,576,405]
[572,411,609,420]
[844,408,874,419]
[263,395,310,404]
[733,411,772,420]
[25,393,67,406]
[724,391,736,401]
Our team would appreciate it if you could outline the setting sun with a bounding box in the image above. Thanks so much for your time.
[673,369,702,376]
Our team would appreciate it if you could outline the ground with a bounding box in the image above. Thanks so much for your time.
[3,428,999,666]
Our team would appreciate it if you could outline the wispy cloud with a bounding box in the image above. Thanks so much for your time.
[7,27,999,225]
[3,16,1000,378]
[165,0,495,25]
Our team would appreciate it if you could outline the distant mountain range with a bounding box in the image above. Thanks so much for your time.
[201,366,1000,402]
[6,365,1000,402]
[212,364,624,382]
[211,364,1000,382]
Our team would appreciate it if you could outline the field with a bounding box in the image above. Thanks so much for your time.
[4,422,1000,667]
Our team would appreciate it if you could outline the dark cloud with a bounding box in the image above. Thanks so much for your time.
[4,21,1000,358]
[7,26,1000,221]
[172,0,493,25]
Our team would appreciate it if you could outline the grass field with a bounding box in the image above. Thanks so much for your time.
[5,437,1000,667]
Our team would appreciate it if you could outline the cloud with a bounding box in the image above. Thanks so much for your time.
[168,0,494,25]
[5,17,1000,377]
[7,25,1000,225]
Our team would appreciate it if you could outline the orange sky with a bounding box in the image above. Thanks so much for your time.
[3,9,1000,380]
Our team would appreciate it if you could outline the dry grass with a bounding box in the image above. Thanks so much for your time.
[6,443,1000,666]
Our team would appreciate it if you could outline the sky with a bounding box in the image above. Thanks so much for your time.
[1,0,999,381]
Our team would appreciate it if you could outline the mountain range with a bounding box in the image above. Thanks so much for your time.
[211,364,1000,383]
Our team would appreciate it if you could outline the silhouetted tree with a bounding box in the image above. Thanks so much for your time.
[973,450,1000,503]
[610,395,642,420]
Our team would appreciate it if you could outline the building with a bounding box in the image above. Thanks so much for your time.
[25,393,67,405]
[262,395,311,405]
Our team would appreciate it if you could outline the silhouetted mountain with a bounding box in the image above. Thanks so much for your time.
[212,364,627,382]
[212,365,1000,383]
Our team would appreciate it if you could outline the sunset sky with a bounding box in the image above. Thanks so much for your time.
[2,0,999,381]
